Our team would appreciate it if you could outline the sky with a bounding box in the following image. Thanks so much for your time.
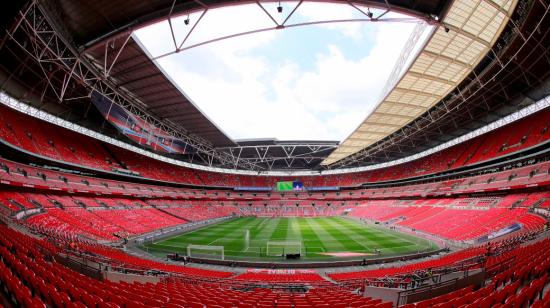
[134,2,430,142]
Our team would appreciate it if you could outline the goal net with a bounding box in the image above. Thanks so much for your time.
[266,241,303,257]
[187,245,224,260]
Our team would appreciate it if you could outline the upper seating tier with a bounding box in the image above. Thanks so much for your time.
[0,103,548,187]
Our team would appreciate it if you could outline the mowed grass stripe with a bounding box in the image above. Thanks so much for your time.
[163,217,251,241]
[191,217,255,243]
[317,217,374,252]
[270,217,289,241]
[249,217,271,235]
[336,218,432,254]
[248,217,275,241]
[209,217,264,250]
[247,218,281,255]
[287,217,303,242]
[296,218,326,254]
[330,217,408,253]
[160,217,257,250]
[305,218,347,251]
[338,217,427,245]
[321,217,375,252]
[145,217,437,260]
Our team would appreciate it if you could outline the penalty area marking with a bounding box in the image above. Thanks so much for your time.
[207,237,223,246]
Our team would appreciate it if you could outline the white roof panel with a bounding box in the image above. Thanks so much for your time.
[322,0,517,166]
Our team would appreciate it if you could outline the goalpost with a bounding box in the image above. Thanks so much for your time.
[187,245,225,260]
[244,230,250,251]
[265,241,304,257]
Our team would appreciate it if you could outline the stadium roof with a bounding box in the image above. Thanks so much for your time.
[43,0,452,150]
[41,0,450,47]
[1,0,549,171]
[220,139,338,170]
[322,0,517,165]
[86,36,235,147]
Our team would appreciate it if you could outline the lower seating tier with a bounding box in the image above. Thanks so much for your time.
[349,198,547,241]
[0,190,544,243]
[0,224,389,308]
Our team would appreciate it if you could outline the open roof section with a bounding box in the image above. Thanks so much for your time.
[322,0,518,166]
[41,0,450,149]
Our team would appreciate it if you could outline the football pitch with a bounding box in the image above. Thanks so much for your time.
[144,217,437,261]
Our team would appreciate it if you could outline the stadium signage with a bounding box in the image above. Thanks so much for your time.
[246,269,316,274]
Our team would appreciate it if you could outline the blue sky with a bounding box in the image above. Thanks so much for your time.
[134,2,429,141]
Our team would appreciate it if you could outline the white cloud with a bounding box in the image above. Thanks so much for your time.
[134,3,428,141]
[292,2,366,40]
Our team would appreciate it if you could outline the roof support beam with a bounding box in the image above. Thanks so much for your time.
[394,87,441,99]
[443,23,491,48]
[364,121,403,128]
[481,0,512,17]
[373,112,414,120]
[323,0,521,167]
[421,50,472,69]
[7,1,259,171]
[407,71,456,86]
[384,101,429,110]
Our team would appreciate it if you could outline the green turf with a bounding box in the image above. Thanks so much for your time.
[143,217,437,261]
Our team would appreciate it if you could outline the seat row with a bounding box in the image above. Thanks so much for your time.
[349,198,547,241]
[1,103,548,188]
[403,237,550,307]
[0,224,390,308]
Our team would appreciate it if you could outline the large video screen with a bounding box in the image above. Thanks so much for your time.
[276,181,304,191]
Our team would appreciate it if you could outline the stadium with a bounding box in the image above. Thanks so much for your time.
[0,0,549,307]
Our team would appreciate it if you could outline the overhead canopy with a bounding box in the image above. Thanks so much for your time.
[44,0,450,150]
[40,0,451,48]
[6,0,546,171]
[219,139,338,170]
[85,36,236,147]
[322,0,518,166]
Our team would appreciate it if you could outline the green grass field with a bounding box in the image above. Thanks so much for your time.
[144,217,437,261]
